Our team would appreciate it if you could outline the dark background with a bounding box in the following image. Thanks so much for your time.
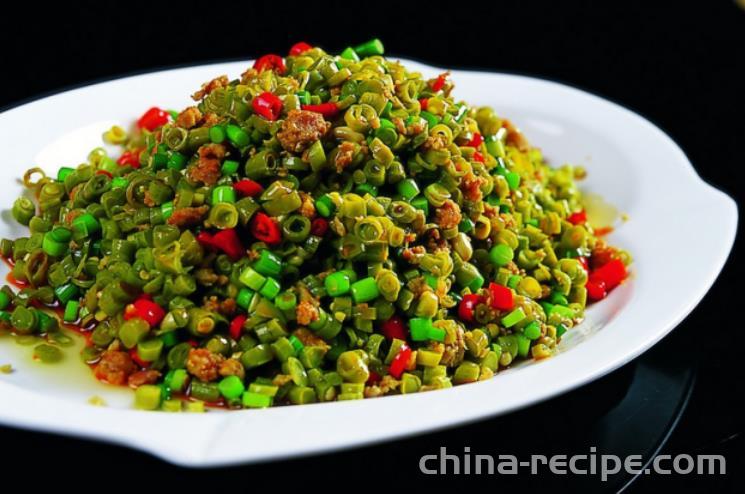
[0,1,742,491]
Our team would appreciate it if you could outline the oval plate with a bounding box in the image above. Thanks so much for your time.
[0,59,737,466]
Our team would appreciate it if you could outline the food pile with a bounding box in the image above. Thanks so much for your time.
[0,39,630,411]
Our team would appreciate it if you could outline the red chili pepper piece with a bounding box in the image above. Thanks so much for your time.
[233,179,264,197]
[366,370,382,385]
[590,247,616,270]
[488,282,514,311]
[458,293,482,323]
[586,280,607,302]
[96,170,113,179]
[301,103,339,119]
[229,314,247,340]
[289,42,313,56]
[196,230,244,260]
[137,107,170,131]
[431,73,448,92]
[130,348,151,368]
[589,259,627,291]
[419,98,429,111]
[116,150,141,168]
[467,132,483,148]
[253,54,286,74]
[472,151,485,163]
[380,315,407,341]
[253,92,283,121]
[389,344,411,379]
[196,231,215,249]
[567,210,587,225]
[211,228,245,261]
[250,212,282,245]
[124,298,166,327]
[310,217,329,237]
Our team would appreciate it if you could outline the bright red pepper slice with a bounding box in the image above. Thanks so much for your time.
[586,280,607,302]
[196,229,244,260]
[289,42,313,56]
[116,150,141,168]
[589,259,627,291]
[488,282,514,311]
[129,348,151,367]
[472,151,485,163]
[137,107,170,131]
[310,218,329,237]
[253,92,283,121]
[124,298,166,327]
[467,132,483,148]
[301,103,339,119]
[196,231,216,249]
[253,54,286,74]
[458,293,482,323]
[95,170,113,179]
[418,98,429,111]
[590,247,617,270]
[389,344,411,379]
[250,212,282,245]
[233,179,264,197]
[211,228,245,261]
[380,315,407,341]
[567,210,587,225]
[229,314,247,340]
[431,73,448,92]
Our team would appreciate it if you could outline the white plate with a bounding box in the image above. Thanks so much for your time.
[0,59,737,467]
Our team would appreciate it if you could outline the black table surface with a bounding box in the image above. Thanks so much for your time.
[0,2,742,492]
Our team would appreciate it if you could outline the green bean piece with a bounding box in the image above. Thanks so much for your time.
[11,306,38,335]
[33,343,63,363]
[12,197,36,226]
[120,318,150,349]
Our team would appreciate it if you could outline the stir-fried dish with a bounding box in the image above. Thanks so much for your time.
[0,39,630,411]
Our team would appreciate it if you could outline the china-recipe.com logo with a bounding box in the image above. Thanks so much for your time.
[419,447,726,481]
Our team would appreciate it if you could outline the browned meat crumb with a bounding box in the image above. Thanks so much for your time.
[188,143,226,186]
[297,191,316,218]
[176,106,203,129]
[460,171,488,202]
[94,350,136,386]
[296,301,319,326]
[401,245,426,263]
[202,112,222,127]
[277,110,331,153]
[127,370,161,388]
[186,348,226,382]
[434,200,462,230]
[334,141,357,172]
[364,375,400,398]
[167,205,209,227]
[192,75,229,101]
[502,119,530,152]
